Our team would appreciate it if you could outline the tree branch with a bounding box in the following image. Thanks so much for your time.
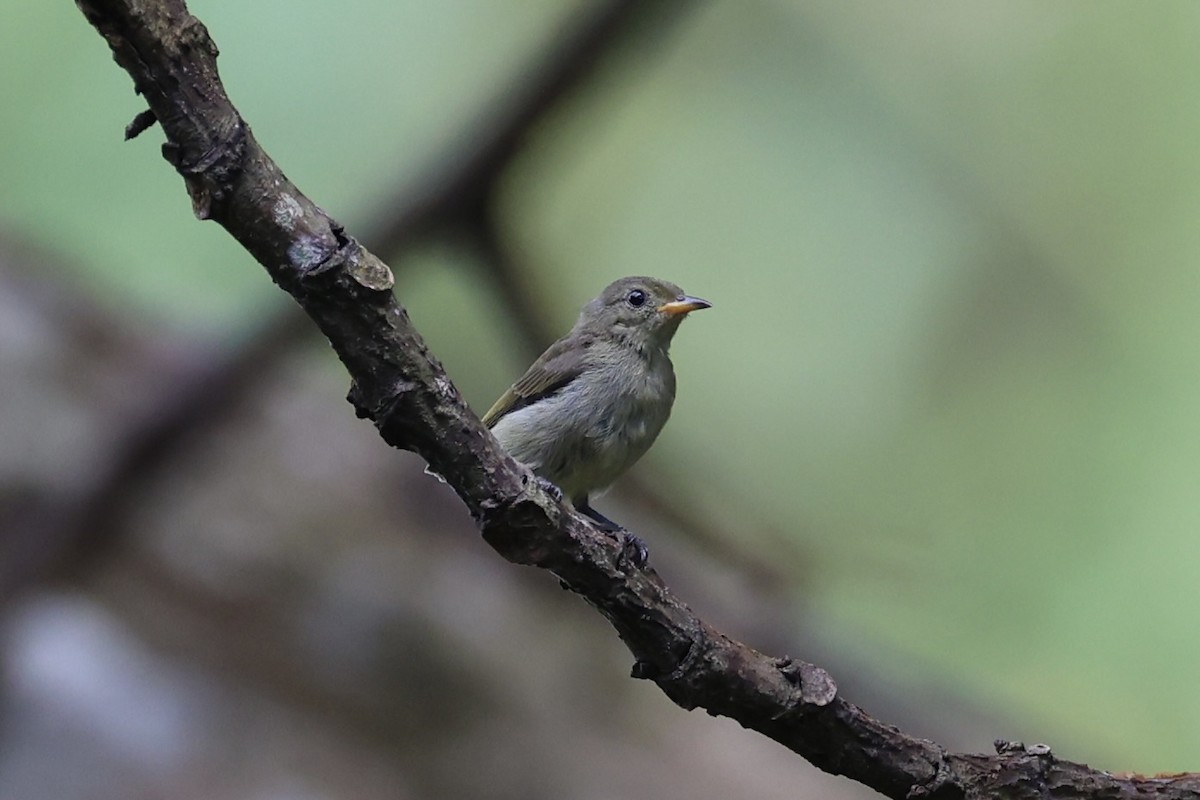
[73,1,1200,798]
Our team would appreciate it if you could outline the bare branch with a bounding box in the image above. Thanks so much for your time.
[72,1,1200,798]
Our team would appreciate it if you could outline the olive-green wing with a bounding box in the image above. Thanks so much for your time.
[481,337,587,428]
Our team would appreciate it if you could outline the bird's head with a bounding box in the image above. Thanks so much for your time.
[575,276,711,351]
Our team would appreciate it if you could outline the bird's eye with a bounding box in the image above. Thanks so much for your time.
[627,290,647,307]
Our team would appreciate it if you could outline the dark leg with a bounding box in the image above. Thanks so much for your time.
[577,499,621,532]
[578,497,648,568]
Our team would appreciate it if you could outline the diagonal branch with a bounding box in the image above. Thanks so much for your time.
[73,1,1200,798]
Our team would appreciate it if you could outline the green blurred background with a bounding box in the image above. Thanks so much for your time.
[4,0,1200,792]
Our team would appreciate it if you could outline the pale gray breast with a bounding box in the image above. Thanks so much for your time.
[569,347,676,494]
[490,345,677,502]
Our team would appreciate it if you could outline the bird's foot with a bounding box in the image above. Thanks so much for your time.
[618,532,649,569]
[579,503,648,569]
[533,475,564,502]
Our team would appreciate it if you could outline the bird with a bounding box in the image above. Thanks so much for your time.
[482,276,711,549]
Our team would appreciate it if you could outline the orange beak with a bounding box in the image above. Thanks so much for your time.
[657,295,712,316]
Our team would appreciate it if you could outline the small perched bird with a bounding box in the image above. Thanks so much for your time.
[483,276,711,538]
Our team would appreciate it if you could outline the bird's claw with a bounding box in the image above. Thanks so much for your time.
[534,476,564,502]
[577,502,648,568]
[618,532,649,569]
